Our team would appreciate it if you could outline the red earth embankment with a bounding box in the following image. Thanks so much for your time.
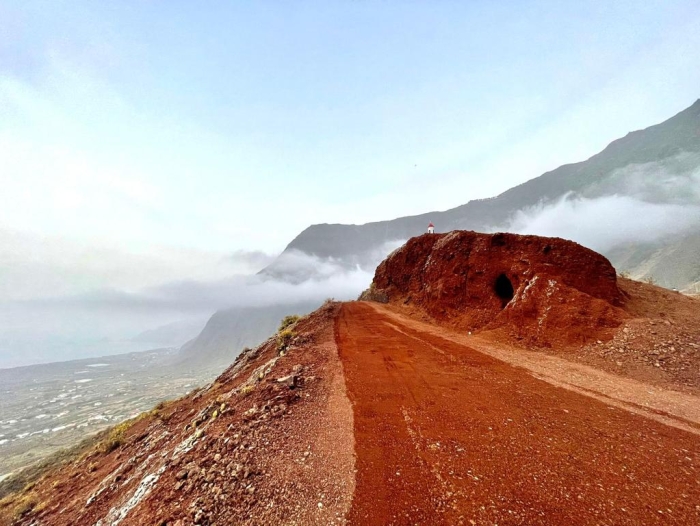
[366,231,624,348]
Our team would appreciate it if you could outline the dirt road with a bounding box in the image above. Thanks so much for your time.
[336,302,700,525]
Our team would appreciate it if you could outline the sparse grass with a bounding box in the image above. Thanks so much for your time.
[277,327,295,353]
[239,385,255,397]
[7,493,38,522]
[0,430,105,501]
[94,406,158,455]
[0,429,111,523]
[278,314,300,332]
[0,396,178,523]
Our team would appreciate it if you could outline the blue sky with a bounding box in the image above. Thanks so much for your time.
[1,0,699,283]
[1,1,699,365]
[2,1,700,252]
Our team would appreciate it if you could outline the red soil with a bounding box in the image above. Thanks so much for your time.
[369,231,625,348]
[337,302,700,525]
[2,303,356,526]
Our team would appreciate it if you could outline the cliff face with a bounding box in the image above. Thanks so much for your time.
[367,231,625,347]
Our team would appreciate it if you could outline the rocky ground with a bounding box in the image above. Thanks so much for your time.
[576,278,700,393]
[1,302,355,525]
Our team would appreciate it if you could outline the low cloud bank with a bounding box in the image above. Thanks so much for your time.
[58,254,374,313]
[501,153,700,253]
[0,250,377,367]
[584,152,700,204]
[504,193,700,253]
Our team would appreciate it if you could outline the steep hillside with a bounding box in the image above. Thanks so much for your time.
[263,99,700,288]
[607,232,700,293]
[1,303,355,526]
[175,302,319,371]
[132,319,208,348]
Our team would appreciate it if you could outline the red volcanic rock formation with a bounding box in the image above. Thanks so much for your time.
[367,231,625,347]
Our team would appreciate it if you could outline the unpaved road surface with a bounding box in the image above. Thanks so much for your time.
[336,302,700,526]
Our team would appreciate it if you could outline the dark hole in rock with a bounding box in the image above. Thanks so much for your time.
[494,274,514,308]
[491,233,507,247]
[543,245,552,255]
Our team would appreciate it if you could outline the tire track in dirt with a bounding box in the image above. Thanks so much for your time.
[374,303,700,434]
[336,302,700,526]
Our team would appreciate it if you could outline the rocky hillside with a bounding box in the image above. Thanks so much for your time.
[263,99,700,290]
[2,234,700,525]
[175,302,319,372]
[1,302,354,526]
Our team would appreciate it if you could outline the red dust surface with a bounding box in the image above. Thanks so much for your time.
[336,301,700,526]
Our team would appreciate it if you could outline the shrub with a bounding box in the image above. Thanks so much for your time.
[239,385,254,397]
[96,416,140,455]
[98,430,124,454]
[643,275,657,285]
[277,328,295,353]
[11,494,38,520]
[278,315,300,332]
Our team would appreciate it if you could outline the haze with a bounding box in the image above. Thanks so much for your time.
[2,1,699,367]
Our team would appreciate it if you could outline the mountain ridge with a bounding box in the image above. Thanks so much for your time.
[263,98,700,289]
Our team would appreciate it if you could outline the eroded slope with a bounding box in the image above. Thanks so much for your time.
[1,303,354,526]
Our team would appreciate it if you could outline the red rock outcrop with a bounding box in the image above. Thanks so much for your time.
[368,231,625,347]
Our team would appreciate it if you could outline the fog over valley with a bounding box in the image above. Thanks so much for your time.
[0,236,374,367]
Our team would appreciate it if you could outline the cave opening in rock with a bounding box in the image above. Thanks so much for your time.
[494,273,514,308]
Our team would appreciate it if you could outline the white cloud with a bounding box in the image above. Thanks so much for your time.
[0,239,373,367]
[504,193,700,253]
[0,228,278,301]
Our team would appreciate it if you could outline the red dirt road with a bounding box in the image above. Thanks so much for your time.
[336,302,700,526]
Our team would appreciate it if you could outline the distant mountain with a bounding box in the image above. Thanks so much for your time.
[175,302,319,370]
[607,233,700,293]
[263,99,700,290]
[131,318,208,347]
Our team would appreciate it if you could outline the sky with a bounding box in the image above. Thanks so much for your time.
[1,1,699,366]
